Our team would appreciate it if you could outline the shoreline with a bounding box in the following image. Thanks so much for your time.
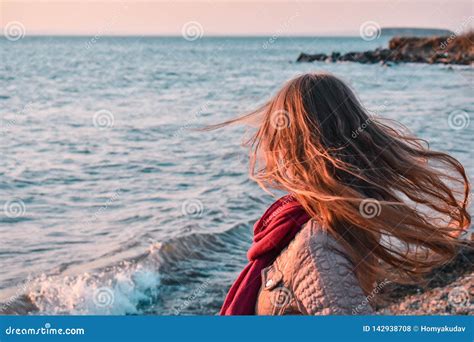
[376,243,473,315]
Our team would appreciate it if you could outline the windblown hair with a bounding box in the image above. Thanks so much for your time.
[208,72,471,293]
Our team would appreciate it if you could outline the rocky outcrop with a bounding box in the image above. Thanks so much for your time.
[379,272,472,315]
[375,243,473,315]
[297,31,473,65]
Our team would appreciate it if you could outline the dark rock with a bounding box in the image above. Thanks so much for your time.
[296,52,328,63]
[330,52,341,62]
[297,31,473,65]
[340,52,358,62]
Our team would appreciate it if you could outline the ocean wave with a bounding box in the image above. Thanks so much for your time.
[1,224,250,315]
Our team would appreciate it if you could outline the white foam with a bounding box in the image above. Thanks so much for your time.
[28,261,160,315]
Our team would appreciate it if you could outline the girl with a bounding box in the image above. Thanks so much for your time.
[212,72,470,315]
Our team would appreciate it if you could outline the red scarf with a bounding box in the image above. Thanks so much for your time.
[220,194,310,315]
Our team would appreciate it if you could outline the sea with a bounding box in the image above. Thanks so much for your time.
[0,36,472,315]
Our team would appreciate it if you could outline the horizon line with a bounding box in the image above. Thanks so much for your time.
[3,26,457,38]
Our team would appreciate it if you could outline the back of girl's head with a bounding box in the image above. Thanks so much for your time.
[209,72,471,293]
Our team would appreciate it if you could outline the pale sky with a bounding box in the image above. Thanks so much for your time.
[1,0,473,36]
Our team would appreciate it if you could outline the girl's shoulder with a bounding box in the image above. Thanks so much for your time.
[288,220,348,262]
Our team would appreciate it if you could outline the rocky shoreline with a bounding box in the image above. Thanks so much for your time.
[297,32,473,65]
[376,243,473,315]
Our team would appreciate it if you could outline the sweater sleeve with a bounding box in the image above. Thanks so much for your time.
[292,227,374,315]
